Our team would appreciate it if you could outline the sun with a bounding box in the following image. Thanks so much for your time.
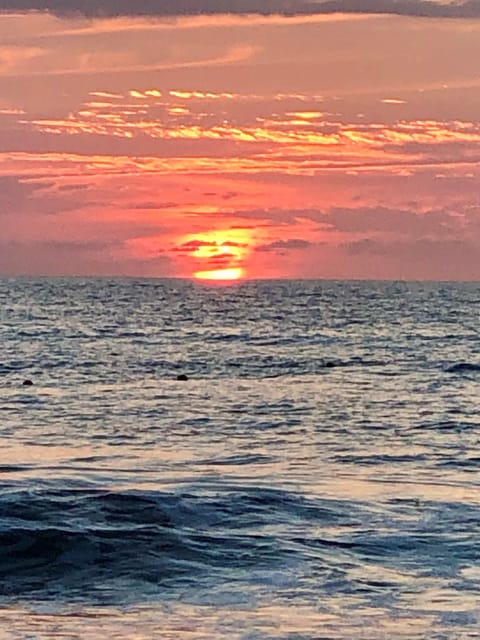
[194,267,244,281]
[179,229,252,281]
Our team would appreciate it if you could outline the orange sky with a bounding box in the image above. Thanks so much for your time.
[1,5,480,280]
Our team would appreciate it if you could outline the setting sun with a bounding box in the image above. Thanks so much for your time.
[194,267,245,281]
[177,229,252,280]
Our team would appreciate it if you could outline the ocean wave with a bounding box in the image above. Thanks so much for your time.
[445,362,480,374]
[222,356,389,378]
[0,486,352,601]
[415,419,479,432]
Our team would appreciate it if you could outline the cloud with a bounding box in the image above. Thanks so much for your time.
[0,175,109,218]
[345,237,387,254]
[0,45,45,72]
[322,205,458,236]
[381,98,407,105]
[125,201,178,210]
[230,204,479,250]
[170,239,217,253]
[0,238,173,276]
[200,252,238,267]
[20,88,480,173]
[256,238,313,252]
[342,237,480,277]
[231,208,312,225]
[56,183,91,191]
[36,239,119,251]
[0,176,51,213]
[170,238,249,254]
[221,240,247,247]
[306,0,480,19]
[1,0,480,19]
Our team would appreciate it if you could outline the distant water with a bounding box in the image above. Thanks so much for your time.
[0,278,479,639]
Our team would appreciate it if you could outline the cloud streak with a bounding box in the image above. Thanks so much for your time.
[256,238,313,252]
[1,0,480,19]
[18,86,480,176]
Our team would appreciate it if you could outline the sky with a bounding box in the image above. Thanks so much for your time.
[1,0,480,280]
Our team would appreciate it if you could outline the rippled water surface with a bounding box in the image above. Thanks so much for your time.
[0,278,479,639]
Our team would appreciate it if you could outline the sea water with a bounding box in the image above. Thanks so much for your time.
[0,278,479,639]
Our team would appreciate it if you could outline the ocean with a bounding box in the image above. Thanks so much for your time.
[0,277,479,639]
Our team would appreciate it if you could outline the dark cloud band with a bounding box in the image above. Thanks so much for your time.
[0,0,479,19]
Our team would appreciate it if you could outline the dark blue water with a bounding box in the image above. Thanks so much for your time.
[0,278,479,639]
